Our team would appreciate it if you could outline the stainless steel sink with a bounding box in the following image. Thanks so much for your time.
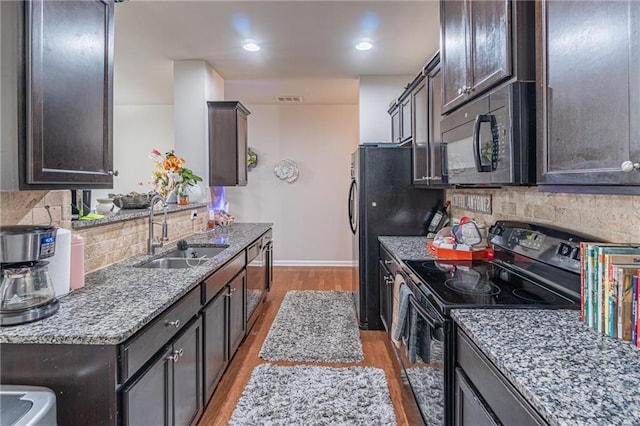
[136,245,228,269]
[137,257,210,269]
[162,246,227,259]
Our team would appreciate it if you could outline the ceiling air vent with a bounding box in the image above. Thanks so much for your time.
[276,96,304,103]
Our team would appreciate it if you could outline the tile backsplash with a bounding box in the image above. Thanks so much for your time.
[0,190,72,229]
[0,190,207,272]
[446,188,640,243]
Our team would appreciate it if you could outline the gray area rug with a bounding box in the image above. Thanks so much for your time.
[405,367,444,425]
[230,364,397,425]
[259,290,364,362]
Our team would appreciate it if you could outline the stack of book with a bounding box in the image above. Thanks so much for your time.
[580,243,640,346]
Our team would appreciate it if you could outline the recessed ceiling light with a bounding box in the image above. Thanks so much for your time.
[355,39,373,51]
[242,41,261,52]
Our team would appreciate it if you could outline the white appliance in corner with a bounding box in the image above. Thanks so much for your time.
[47,228,71,298]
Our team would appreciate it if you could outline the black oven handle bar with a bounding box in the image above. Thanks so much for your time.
[408,293,448,332]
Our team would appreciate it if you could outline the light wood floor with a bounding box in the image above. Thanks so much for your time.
[197,266,420,425]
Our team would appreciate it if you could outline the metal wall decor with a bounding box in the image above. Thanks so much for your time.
[274,159,299,183]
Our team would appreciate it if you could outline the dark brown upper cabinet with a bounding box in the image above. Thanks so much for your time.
[440,0,535,114]
[413,54,447,187]
[21,0,115,189]
[207,101,250,187]
[536,0,640,192]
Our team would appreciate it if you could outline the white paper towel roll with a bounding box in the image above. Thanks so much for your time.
[48,228,71,298]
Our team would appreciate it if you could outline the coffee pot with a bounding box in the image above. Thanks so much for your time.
[0,225,60,326]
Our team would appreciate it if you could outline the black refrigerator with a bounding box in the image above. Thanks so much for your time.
[348,144,442,330]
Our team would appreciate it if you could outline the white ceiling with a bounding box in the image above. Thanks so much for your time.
[113,1,440,105]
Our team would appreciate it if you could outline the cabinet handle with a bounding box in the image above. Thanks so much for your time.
[165,319,180,328]
[108,170,119,176]
[166,348,184,363]
[621,161,640,173]
[385,276,394,286]
[384,260,393,265]
[227,288,237,297]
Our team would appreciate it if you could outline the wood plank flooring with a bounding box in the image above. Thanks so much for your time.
[197,266,420,425]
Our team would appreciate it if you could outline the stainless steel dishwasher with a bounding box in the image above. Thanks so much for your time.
[246,230,272,331]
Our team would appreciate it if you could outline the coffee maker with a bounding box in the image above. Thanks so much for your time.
[0,225,60,326]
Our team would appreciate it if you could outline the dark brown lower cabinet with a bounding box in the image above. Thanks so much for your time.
[203,288,228,403]
[455,328,545,426]
[228,271,246,356]
[454,368,498,426]
[123,317,203,426]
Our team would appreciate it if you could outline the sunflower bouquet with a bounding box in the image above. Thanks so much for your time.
[150,149,203,198]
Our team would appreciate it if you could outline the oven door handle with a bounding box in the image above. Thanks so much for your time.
[408,293,446,331]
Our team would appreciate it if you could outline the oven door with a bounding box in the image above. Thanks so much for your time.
[394,273,452,426]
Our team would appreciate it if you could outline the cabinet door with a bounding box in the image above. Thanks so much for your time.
[203,289,228,403]
[538,0,640,186]
[429,66,445,185]
[441,0,469,113]
[390,107,401,143]
[123,347,172,426]
[172,318,202,426]
[236,110,248,186]
[454,368,499,426]
[24,0,114,189]
[228,271,246,356]
[207,101,250,187]
[378,260,392,333]
[413,80,429,183]
[468,0,510,96]
[401,96,412,142]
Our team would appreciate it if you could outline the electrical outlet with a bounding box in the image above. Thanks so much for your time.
[190,210,198,220]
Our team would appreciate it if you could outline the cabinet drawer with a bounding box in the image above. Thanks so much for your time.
[379,244,401,277]
[247,241,260,263]
[121,287,200,382]
[457,330,544,426]
[203,252,244,305]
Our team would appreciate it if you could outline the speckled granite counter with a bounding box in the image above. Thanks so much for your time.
[71,202,207,229]
[0,223,272,345]
[378,236,434,261]
[452,309,640,426]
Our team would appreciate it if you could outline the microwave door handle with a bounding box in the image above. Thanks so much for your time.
[473,114,492,172]
[408,293,444,330]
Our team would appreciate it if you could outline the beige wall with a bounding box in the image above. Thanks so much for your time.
[447,188,640,243]
[224,104,359,265]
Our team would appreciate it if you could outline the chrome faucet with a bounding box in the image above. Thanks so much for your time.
[148,194,169,255]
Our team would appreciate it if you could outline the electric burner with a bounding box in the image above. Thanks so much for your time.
[512,288,557,303]
[444,279,501,296]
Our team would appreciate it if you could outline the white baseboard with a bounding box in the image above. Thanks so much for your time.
[273,260,355,267]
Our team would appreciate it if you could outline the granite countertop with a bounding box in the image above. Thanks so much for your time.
[452,309,640,426]
[378,236,434,261]
[0,223,272,346]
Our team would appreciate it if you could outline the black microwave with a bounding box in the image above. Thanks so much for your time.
[441,82,536,186]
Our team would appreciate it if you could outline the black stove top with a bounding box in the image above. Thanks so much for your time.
[403,259,580,311]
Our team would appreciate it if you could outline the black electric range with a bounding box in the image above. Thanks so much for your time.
[402,221,594,314]
[394,221,598,426]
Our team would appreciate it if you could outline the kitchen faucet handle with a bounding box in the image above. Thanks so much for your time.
[161,222,169,241]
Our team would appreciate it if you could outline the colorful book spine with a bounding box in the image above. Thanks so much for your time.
[580,242,587,323]
[617,267,635,341]
[586,244,595,328]
[632,275,638,345]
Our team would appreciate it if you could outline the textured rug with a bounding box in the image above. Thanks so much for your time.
[229,364,397,425]
[259,290,364,362]
[405,367,444,425]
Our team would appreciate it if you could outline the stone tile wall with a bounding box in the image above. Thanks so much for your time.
[0,190,208,272]
[0,190,72,229]
[446,188,640,243]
